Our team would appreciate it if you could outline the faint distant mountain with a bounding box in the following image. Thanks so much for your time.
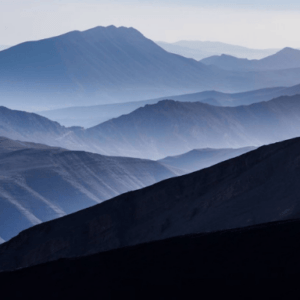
[2,136,300,271]
[85,95,300,159]
[157,40,279,60]
[201,48,300,71]
[0,136,180,242]
[1,26,300,110]
[159,147,255,173]
[38,83,300,127]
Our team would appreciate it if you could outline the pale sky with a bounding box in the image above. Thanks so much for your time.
[1,0,300,49]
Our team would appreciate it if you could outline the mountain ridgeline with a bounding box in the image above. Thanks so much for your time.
[1,137,300,271]
[39,83,300,128]
[201,47,300,71]
[86,95,300,159]
[3,95,300,159]
[1,26,300,110]
[0,137,181,243]
[157,40,279,60]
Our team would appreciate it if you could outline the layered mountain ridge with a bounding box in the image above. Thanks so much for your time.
[0,136,180,242]
[3,95,300,159]
[38,83,300,128]
[1,137,300,271]
[201,47,300,71]
[1,26,300,110]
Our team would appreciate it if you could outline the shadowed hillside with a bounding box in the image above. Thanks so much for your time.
[1,219,300,299]
[2,137,300,271]
[0,137,180,242]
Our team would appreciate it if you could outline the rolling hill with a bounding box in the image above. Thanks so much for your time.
[0,137,180,242]
[201,47,300,71]
[1,137,300,271]
[1,219,300,298]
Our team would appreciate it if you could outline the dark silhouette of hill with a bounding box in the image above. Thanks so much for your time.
[1,26,300,110]
[86,95,300,159]
[38,83,300,128]
[159,147,255,173]
[1,220,300,299]
[201,47,300,71]
[0,137,180,243]
[2,137,300,271]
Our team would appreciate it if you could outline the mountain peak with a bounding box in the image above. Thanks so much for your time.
[274,47,300,56]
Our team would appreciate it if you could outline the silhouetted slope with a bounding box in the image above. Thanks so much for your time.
[1,219,300,299]
[201,47,300,71]
[159,147,255,173]
[0,137,179,242]
[87,95,300,159]
[39,84,300,127]
[2,137,300,271]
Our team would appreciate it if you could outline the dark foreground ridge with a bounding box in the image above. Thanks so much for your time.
[2,137,300,272]
[1,219,300,299]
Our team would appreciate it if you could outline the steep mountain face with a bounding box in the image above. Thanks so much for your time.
[0,26,217,110]
[157,40,278,60]
[1,26,300,110]
[201,48,300,71]
[1,219,300,298]
[2,137,300,271]
[0,137,180,242]
[38,83,300,128]
[159,147,255,173]
[86,95,300,159]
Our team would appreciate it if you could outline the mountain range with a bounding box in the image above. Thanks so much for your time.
[1,136,300,271]
[1,26,300,111]
[85,95,300,159]
[38,83,300,128]
[0,137,180,243]
[157,40,279,60]
[3,95,300,159]
[201,47,300,71]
